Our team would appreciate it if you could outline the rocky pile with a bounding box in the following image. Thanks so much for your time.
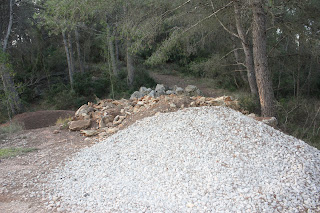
[68,84,277,139]
[130,84,200,99]
[44,106,320,212]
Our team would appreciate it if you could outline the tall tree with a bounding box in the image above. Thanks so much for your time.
[0,0,23,115]
[233,0,259,97]
[251,0,275,116]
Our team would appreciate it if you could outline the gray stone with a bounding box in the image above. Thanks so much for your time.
[262,117,278,127]
[139,87,152,96]
[155,84,166,97]
[80,130,99,137]
[130,91,143,100]
[185,85,201,96]
[75,104,94,117]
[69,120,91,131]
[174,87,184,95]
[166,90,175,95]
[148,90,155,97]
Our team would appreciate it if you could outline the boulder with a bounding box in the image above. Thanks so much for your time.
[69,120,91,131]
[174,87,184,95]
[155,84,166,97]
[166,90,175,95]
[75,104,94,117]
[185,85,201,96]
[130,91,143,100]
[80,129,99,137]
[139,87,152,96]
[148,90,155,98]
[262,117,278,127]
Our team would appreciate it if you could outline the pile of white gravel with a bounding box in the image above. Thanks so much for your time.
[43,106,320,212]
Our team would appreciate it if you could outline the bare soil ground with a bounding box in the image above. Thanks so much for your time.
[0,72,223,212]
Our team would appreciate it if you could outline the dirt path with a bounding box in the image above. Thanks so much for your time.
[0,126,96,212]
[149,71,226,98]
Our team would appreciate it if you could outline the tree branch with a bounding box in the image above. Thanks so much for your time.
[184,1,233,34]
[210,0,240,39]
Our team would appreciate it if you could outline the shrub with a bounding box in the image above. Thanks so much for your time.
[55,116,72,130]
[276,98,320,149]
[238,95,261,115]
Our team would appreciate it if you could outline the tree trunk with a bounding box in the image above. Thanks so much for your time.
[126,40,135,88]
[2,0,13,52]
[234,0,259,97]
[106,24,118,76]
[230,29,248,83]
[62,31,73,88]
[0,0,23,115]
[251,0,275,117]
[75,27,84,73]
[68,33,75,75]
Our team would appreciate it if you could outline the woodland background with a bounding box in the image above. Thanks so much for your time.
[0,0,320,148]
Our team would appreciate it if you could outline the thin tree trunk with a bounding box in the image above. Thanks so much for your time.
[2,0,13,52]
[234,0,259,97]
[75,27,84,73]
[126,40,135,88]
[68,33,75,75]
[1,0,23,115]
[230,31,248,83]
[251,0,275,117]
[62,31,73,88]
[106,24,118,76]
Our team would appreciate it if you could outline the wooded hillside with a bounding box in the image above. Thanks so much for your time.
[1,0,320,147]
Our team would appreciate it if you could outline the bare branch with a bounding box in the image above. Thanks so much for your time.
[161,0,191,18]
[220,48,244,60]
[210,0,240,39]
[184,1,233,34]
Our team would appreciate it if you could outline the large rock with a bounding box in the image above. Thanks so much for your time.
[148,90,155,97]
[139,87,152,96]
[173,85,184,95]
[69,120,91,131]
[130,91,143,100]
[80,129,99,137]
[185,85,201,96]
[155,84,166,97]
[75,104,94,117]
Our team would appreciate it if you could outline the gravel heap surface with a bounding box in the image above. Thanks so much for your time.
[43,106,320,212]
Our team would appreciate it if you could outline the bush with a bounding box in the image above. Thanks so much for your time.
[56,116,72,129]
[238,95,261,115]
[276,98,320,149]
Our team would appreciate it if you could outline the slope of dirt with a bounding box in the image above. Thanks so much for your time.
[1,110,75,130]
[0,126,93,212]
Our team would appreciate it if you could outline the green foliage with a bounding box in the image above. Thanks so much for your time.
[239,95,261,115]
[276,98,320,148]
[189,54,223,78]
[73,72,110,98]
[0,147,37,159]
[55,116,72,130]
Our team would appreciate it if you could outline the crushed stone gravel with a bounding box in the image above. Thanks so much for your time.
[41,106,320,212]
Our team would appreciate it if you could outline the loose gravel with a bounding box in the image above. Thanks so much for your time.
[42,106,320,212]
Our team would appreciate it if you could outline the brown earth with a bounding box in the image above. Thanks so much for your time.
[0,71,227,212]
[1,110,75,130]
